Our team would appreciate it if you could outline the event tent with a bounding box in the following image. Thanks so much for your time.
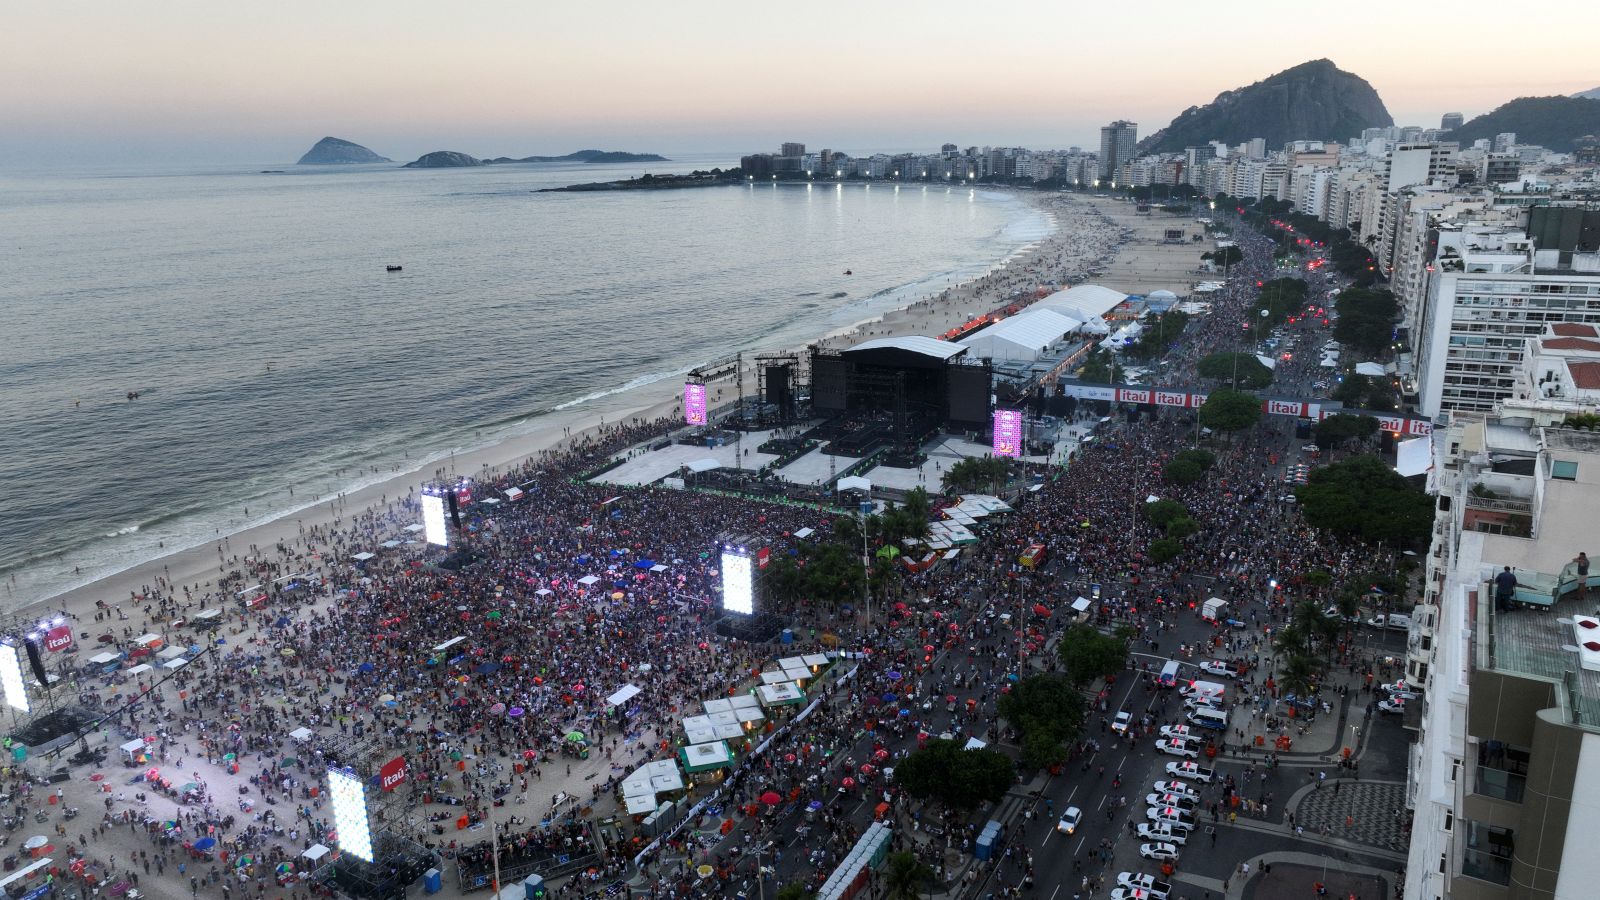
[957,308,1081,363]
[679,741,734,774]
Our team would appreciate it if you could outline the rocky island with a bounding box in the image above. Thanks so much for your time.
[403,148,669,168]
[296,137,391,165]
[403,150,484,168]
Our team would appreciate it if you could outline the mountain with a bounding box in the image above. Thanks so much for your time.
[402,151,483,168]
[484,150,670,164]
[1139,59,1392,154]
[1574,87,1600,101]
[296,137,390,165]
[1452,96,1600,152]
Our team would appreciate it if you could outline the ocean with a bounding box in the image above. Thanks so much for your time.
[0,154,1052,609]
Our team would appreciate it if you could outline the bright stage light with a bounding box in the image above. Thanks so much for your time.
[721,547,753,615]
[420,492,448,547]
[328,766,374,862]
[992,409,1023,459]
[684,383,707,426]
[0,642,30,714]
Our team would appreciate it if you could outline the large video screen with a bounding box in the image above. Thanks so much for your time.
[721,548,754,615]
[328,767,374,862]
[420,492,448,547]
[684,383,708,426]
[993,409,1023,459]
[0,643,28,714]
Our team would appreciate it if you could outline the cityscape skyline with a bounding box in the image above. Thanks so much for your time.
[3,0,1597,165]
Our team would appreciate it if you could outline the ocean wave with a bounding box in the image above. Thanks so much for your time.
[104,525,140,537]
[551,368,688,411]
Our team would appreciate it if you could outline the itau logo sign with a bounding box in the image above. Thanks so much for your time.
[44,626,74,652]
[379,756,408,791]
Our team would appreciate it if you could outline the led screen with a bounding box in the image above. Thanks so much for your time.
[0,643,27,713]
[721,549,753,615]
[992,408,1023,459]
[420,492,448,547]
[684,383,707,426]
[328,767,374,862]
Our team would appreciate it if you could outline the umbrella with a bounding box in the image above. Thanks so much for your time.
[489,703,506,715]
[841,777,856,788]
[874,748,890,760]
[759,791,782,806]
[23,836,47,850]
[611,591,625,600]
[194,837,216,851]
[881,693,898,704]
[180,782,200,793]
[783,753,796,763]
[475,662,500,675]
[222,753,236,761]
[379,694,396,703]
[885,671,901,681]
[357,663,375,674]
[509,707,525,717]
[566,731,585,743]
[864,695,880,706]
[280,648,295,657]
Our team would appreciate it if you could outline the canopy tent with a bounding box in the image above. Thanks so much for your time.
[432,636,466,652]
[619,759,684,808]
[624,793,660,815]
[193,608,222,621]
[1034,284,1129,322]
[162,657,187,670]
[606,684,642,708]
[504,487,524,500]
[577,575,601,586]
[534,588,553,597]
[89,652,120,665]
[289,727,314,742]
[120,738,148,756]
[758,682,806,707]
[1355,361,1387,377]
[650,565,668,573]
[126,663,153,676]
[957,308,1081,363]
[942,548,961,560]
[157,646,184,660]
[302,844,332,863]
[1071,596,1092,613]
[686,458,720,473]
[679,741,735,774]
[682,714,745,741]
[836,475,871,494]
[760,670,796,686]
[403,523,425,533]
[1256,354,1277,370]
[792,527,814,539]
[350,552,375,561]
[704,697,765,723]
[379,540,402,549]
[801,653,831,669]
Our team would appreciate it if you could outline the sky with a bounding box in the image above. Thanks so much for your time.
[4,0,1597,166]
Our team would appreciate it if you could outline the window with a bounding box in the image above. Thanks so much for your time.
[1552,460,1578,481]
[1462,821,1514,884]
[1475,742,1529,803]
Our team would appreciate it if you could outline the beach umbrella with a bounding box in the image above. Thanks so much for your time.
[841,777,856,789]
[486,611,502,620]
[379,694,396,703]
[357,663,375,674]
[863,695,880,706]
[194,837,216,851]
[885,671,901,681]
[759,791,783,806]
[280,648,295,657]
[23,836,47,850]
[881,693,898,704]
[509,707,524,717]
[860,763,874,775]
[783,753,796,763]
[222,753,236,761]
[874,748,890,761]
[565,731,585,743]
[488,703,506,715]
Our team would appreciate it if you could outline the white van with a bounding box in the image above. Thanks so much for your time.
[1368,613,1412,631]
[1158,660,1182,688]
[1187,706,1229,730]
[1179,680,1226,702]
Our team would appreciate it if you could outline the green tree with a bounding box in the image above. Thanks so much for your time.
[774,886,814,900]
[1198,389,1263,437]
[1173,449,1216,471]
[1123,310,1191,360]
[1314,413,1379,449]
[1278,653,1321,699]
[1294,455,1434,547]
[1076,347,1123,384]
[1333,288,1399,355]
[1165,517,1200,540]
[997,674,1087,768]
[880,852,935,900]
[895,740,1014,809]
[1163,458,1205,486]
[1056,624,1128,687]
[1197,352,1273,389]
[941,457,1012,495]
[1149,537,1182,564]
[1144,499,1188,529]
[1202,245,1244,267]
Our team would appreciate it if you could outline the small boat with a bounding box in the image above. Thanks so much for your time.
[386,265,403,272]
[844,269,852,275]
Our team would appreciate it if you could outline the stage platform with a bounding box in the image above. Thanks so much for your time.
[592,429,782,486]
[777,446,861,486]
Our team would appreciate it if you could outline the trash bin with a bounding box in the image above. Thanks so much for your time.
[422,868,442,894]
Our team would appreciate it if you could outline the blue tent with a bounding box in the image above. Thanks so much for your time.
[357,662,375,674]
[475,662,501,675]
[634,559,657,570]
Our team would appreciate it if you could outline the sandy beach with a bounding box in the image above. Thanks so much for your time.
[4,189,1211,899]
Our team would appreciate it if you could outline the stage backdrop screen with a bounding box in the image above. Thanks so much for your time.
[420,492,449,547]
[328,767,374,862]
[721,549,754,615]
[993,409,1023,459]
[0,643,28,713]
[684,383,708,425]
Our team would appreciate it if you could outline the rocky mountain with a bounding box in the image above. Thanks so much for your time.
[402,151,483,168]
[296,136,390,165]
[1574,87,1600,101]
[1452,96,1600,152]
[1139,59,1392,154]
[486,150,670,164]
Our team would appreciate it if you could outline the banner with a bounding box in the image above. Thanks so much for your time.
[44,625,74,653]
[379,756,408,792]
[684,383,707,426]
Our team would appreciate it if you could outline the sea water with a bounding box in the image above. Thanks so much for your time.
[0,155,1052,608]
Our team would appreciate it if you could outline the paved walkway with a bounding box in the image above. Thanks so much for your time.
[1292,781,1408,850]
[1240,860,1388,900]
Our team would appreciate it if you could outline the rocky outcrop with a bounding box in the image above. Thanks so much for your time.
[1453,96,1600,152]
[487,150,670,164]
[402,151,483,168]
[1139,59,1392,154]
[296,137,390,165]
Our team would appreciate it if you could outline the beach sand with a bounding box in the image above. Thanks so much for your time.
[10,190,1208,899]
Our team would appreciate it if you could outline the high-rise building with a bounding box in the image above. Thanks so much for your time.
[780,143,806,158]
[1441,112,1465,131]
[1495,133,1518,153]
[1098,121,1137,182]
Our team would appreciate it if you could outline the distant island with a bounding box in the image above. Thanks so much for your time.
[296,137,391,165]
[402,148,669,168]
[540,170,741,192]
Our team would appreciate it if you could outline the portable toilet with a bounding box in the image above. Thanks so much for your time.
[522,874,546,898]
[422,868,442,894]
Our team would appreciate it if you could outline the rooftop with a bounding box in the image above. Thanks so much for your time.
[1540,337,1600,353]
[1567,361,1600,390]
[1551,323,1600,338]
[1486,587,1600,728]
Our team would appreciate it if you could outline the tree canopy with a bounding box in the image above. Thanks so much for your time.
[1197,352,1273,389]
[1332,288,1398,356]
[894,739,1014,809]
[1202,245,1244,267]
[1056,624,1128,687]
[1294,454,1434,547]
[1198,389,1263,435]
[1314,413,1379,448]
[941,457,1011,495]
[997,674,1088,768]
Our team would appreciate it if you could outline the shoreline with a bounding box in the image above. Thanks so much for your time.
[13,188,1101,617]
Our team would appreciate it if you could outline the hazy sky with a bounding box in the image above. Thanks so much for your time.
[5,0,1596,165]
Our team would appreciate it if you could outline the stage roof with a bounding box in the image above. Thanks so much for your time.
[845,336,968,361]
[1035,284,1129,321]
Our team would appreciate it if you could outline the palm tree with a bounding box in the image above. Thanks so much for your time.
[881,851,935,900]
[1279,653,1320,700]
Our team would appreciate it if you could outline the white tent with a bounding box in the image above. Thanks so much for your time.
[577,575,601,586]
[957,308,1080,363]
[1035,284,1129,322]
[127,663,153,676]
[290,727,314,742]
[403,523,424,533]
[607,684,642,707]
[836,475,871,493]
[379,540,401,549]
[350,552,375,561]
[1256,354,1277,370]
[302,844,332,863]
[687,458,720,473]
[1355,361,1387,377]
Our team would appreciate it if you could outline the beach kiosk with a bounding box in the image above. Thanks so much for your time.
[87,651,124,674]
[132,633,164,654]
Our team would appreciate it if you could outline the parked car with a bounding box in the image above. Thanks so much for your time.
[1117,873,1173,898]
[1155,739,1199,759]
[1137,822,1189,845]
[1145,807,1196,830]
[1197,660,1235,678]
[1056,806,1083,834]
[1183,695,1225,713]
[1165,761,1215,783]
[1378,698,1407,714]
[1145,793,1199,812]
[1368,613,1412,631]
[1159,724,1196,741]
[1152,781,1198,800]
[1139,842,1182,861]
